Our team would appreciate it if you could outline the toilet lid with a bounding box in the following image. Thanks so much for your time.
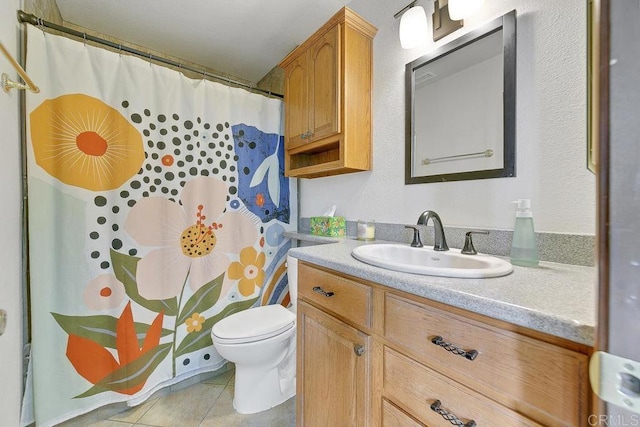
[211,304,295,344]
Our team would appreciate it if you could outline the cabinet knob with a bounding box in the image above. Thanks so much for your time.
[312,286,335,298]
[431,335,479,361]
[353,344,365,357]
[430,400,476,427]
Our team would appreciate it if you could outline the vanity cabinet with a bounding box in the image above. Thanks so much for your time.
[296,262,374,426]
[296,261,592,426]
[278,7,377,178]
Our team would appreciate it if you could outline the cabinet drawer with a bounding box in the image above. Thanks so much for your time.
[384,347,542,426]
[382,399,423,427]
[298,263,371,329]
[385,293,589,426]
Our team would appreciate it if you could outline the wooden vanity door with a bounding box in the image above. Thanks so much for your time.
[308,24,340,143]
[283,53,309,150]
[297,301,371,426]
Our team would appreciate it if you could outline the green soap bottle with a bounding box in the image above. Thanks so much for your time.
[510,199,539,267]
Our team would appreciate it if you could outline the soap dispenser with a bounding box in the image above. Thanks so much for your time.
[510,199,539,267]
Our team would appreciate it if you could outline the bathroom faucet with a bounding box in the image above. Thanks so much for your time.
[416,210,449,251]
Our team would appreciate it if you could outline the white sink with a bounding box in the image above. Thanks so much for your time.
[351,244,513,279]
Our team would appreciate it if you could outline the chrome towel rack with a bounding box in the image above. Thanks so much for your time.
[0,41,39,93]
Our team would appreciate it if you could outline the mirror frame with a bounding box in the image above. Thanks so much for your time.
[405,10,517,184]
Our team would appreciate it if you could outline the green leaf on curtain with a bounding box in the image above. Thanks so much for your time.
[52,312,172,349]
[174,297,259,357]
[110,249,178,316]
[74,342,172,398]
[176,272,225,325]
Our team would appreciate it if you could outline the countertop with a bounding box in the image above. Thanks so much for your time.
[287,237,597,346]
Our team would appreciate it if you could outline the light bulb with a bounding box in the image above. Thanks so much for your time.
[448,0,484,21]
[399,6,428,49]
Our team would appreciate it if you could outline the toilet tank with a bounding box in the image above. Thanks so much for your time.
[286,255,298,311]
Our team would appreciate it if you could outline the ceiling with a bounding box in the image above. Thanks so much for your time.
[55,0,351,83]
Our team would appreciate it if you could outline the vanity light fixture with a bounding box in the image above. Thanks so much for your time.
[448,0,485,20]
[395,1,429,49]
[397,0,480,46]
[432,0,463,41]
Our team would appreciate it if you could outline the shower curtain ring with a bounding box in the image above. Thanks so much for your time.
[83,33,86,46]
[37,18,45,33]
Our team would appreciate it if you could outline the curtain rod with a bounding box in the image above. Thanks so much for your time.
[17,10,283,99]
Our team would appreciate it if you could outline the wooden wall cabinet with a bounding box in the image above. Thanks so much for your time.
[279,7,377,178]
[296,261,592,426]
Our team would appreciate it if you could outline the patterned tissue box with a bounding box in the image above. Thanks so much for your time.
[310,216,346,237]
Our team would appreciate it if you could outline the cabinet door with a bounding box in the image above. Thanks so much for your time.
[309,24,340,142]
[284,53,309,149]
[297,301,370,426]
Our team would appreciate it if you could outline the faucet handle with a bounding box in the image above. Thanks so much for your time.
[461,230,489,255]
[405,225,423,248]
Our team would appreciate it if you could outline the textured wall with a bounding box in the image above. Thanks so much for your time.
[257,65,284,96]
[299,0,595,235]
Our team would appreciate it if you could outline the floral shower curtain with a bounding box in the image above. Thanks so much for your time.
[24,27,296,426]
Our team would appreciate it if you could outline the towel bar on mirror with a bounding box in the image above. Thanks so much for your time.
[421,149,493,166]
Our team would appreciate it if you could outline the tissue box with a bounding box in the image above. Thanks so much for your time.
[310,216,346,237]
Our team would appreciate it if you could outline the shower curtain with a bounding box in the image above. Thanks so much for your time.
[24,27,296,426]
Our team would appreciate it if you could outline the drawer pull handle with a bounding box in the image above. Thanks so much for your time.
[431,335,479,361]
[430,400,476,427]
[312,286,335,297]
[353,344,365,357]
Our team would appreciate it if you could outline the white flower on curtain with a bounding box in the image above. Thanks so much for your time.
[124,176,258,300]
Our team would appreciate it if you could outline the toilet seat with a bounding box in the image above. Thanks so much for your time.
[211,304,295,345]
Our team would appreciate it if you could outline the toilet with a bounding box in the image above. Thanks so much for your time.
[211,255,298,414]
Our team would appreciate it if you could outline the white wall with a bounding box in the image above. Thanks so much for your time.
[0,0,26,424]
[299,0,595,234]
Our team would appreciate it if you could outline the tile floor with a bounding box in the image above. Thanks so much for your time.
[57,366,295,427]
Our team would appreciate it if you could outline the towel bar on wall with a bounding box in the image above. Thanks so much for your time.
[0,41,39,93]
[421,149,493,166]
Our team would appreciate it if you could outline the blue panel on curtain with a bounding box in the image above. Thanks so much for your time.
[24,27,297,426]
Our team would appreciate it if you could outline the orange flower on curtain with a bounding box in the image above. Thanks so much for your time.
[63,302,168,397]
[30,94,144,191]
[228,246,266,296]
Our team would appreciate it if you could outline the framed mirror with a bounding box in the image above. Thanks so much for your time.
[405,10,516,184]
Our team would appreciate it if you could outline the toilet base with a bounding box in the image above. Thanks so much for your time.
[232,363,296,414]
